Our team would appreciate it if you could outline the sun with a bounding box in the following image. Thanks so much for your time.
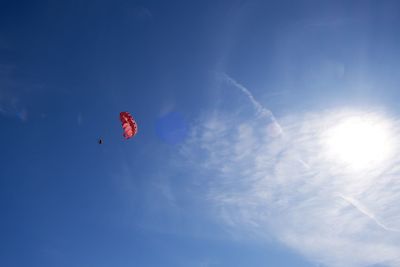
[324,114,392,170]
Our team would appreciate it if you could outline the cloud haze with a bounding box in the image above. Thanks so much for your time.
[180,77,400,267]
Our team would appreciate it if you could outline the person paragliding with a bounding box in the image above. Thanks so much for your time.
[97,112,137,144]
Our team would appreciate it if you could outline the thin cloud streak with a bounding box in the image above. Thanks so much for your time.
[221,73,273,118]
[219,73,283,137]
[339,194,400,233]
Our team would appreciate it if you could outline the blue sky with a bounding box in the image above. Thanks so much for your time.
[1,1,400,267]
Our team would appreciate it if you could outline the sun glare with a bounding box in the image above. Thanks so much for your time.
[324,114,392,170]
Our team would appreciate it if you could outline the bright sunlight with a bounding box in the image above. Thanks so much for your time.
[324,113,393,170]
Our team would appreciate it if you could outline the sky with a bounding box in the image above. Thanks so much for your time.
[1,1,400,267]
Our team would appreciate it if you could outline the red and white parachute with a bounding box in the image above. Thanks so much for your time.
[120,112,138,139]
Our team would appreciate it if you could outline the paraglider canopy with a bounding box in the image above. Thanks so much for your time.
[120,112,138,139]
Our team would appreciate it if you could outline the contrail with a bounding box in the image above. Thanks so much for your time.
[221,74,326,173]
[339,194,400,233]
[221,73,273,119]
[220,73,284,136]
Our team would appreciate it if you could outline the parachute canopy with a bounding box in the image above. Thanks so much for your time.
[120,112,138,139]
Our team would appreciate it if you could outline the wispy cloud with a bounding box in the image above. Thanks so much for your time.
[180,76,400,267]
[339,194,400,233]
[126,6,152,22]
[0,96,28,122]
[0,61,29,122]
[77,113,83,125]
